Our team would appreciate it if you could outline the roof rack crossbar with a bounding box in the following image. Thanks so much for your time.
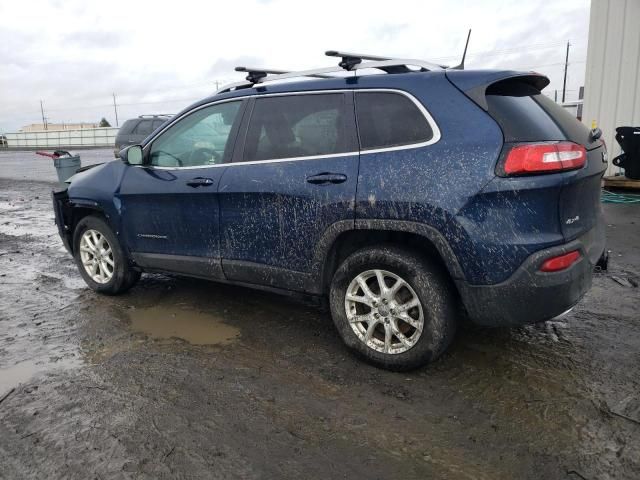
[215,57,444,94]
[325,50,393,70]
[235,66,333,84]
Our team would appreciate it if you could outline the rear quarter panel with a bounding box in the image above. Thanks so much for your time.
[354,74,504,281]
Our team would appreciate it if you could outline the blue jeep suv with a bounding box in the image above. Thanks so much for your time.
[52,53,607,370]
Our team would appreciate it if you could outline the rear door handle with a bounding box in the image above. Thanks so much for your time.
[306,172,347,185]
[186,177,214,187]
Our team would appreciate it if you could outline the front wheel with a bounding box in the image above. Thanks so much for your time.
[329,246,457,371]
[73,215,140,295]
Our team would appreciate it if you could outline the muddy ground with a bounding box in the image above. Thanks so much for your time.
[0,151,639,479]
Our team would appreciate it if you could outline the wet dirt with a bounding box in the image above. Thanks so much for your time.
[0,166,639,479]
[127,305,240,345]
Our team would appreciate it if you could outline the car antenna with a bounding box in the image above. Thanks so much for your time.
[451,29,471,70]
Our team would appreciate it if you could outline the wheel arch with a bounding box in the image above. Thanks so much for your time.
[313,219,465,296]
[68,203,113,254]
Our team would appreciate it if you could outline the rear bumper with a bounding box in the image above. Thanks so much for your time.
[456,223,605,327]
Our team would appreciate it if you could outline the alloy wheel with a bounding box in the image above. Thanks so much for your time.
[79,229,115,284]
[344,269,424,354]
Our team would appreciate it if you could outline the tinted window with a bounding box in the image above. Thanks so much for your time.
[132,120,154,136]
[486,80,565,142]
[355,92,433,150]
[244,94,348,161]
[149,101,241,167]
[119,119,138,135]
[534,93,596,149]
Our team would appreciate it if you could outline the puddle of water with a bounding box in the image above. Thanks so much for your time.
[128,305,240,345]
[0,361,40,394]
[0,357,79,395]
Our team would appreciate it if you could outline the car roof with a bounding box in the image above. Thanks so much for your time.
[173,68,548,120]
[180,70,444,118]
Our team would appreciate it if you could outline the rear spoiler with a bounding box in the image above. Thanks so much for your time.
[445,70,550,111]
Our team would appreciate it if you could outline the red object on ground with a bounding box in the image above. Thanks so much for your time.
[36,151,60,159]
[35,150,73,159]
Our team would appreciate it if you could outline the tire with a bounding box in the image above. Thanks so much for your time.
[73,215,140,295]
[329,245,457,371]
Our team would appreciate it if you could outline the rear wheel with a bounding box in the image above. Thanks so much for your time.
[329,245,457,371]
[73,215,140,295]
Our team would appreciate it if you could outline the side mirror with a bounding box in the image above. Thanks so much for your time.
[121,145,144,165]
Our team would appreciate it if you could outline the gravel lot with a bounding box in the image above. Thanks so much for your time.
[0,149,639,479]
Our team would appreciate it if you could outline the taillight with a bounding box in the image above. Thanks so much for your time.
[503,142,586,175]
[540,250,581,272]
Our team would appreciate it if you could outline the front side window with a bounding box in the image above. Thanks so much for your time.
[149,101,241,167]
[355,92,433,150]
[243,93,348,161]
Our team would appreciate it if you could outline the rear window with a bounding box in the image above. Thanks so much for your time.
[486,81,565,142]
[535,93,597,149]
[355,92,433,150]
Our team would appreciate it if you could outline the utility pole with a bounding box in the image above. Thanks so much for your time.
[112,93,119,127]
[40,100,47,130]
[554,90,558,102]
[215,80,219,90]
[562,41,570,103]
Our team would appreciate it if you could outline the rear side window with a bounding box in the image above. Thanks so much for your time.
[118,119,138,135]
[132,120,154,136]
[485,81,565,142]
[355,92,433,150]
[244,94,349,161]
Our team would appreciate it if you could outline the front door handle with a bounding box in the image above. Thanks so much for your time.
[306,172,347,185]
[186,177,214,187]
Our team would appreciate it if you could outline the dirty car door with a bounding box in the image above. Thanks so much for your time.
[118,100,244,278]
[218,92,359,292]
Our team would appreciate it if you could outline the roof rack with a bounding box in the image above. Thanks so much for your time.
[235,66,333,84]
[215,50,445,94]
[138,114,173,118]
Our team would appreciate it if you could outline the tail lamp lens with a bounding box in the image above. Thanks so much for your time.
[503,142,586,175]
[540,250,581,272]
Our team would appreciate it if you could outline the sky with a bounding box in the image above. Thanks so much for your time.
[0,0,591,133]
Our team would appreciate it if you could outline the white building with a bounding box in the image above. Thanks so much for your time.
[582,0,640,176]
